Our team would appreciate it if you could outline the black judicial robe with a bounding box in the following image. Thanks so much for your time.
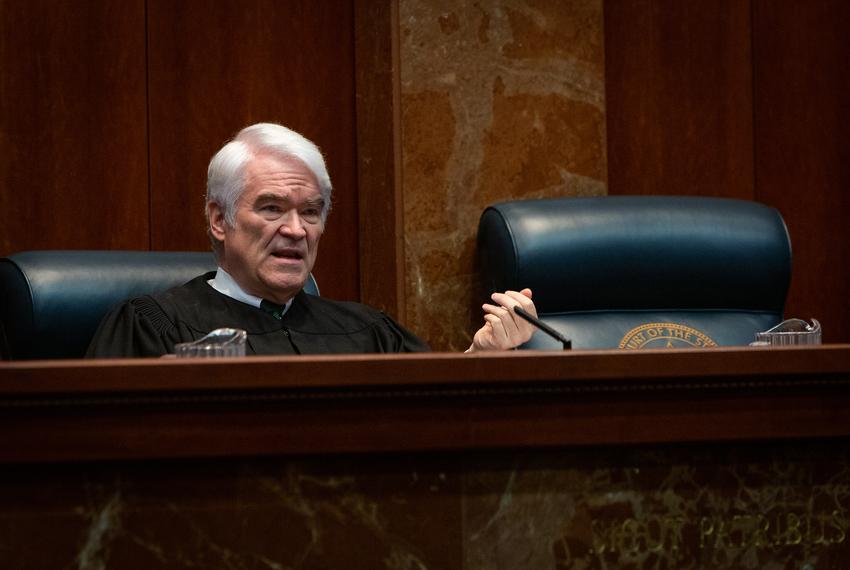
[86,272,430,357]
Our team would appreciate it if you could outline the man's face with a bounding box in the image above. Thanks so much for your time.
[209,153,324,304]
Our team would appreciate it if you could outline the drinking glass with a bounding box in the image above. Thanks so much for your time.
[174,328,247,358]
[753,318,821,346]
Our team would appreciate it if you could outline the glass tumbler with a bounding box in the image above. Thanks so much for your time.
[174,328,247,358]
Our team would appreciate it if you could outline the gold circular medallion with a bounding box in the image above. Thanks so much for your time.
[618,322,717,349]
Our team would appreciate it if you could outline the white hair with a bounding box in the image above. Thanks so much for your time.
[206,123,333,240]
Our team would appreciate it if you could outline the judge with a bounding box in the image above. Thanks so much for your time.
[86,123,537,357]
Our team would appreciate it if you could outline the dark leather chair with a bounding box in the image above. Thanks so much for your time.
[477,196,792,349]
[0,250,319,360]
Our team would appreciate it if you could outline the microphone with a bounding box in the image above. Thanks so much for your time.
[513,306,572,350]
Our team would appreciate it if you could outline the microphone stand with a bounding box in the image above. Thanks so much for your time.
[513,306,572,350]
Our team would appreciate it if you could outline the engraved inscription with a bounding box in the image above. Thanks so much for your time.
[553,510,848,566]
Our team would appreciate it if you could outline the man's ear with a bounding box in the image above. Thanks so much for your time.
[208,202,228,241]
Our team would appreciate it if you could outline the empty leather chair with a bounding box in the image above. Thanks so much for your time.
[477,196,792,349]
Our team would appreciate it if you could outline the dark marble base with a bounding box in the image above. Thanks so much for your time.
[2,440,848,569]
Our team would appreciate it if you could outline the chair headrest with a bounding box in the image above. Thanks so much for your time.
[478,196,791,314]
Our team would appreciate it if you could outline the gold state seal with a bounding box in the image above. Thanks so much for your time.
[618,322,717,349]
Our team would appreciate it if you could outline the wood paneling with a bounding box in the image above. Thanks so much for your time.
[0,0,149,253]
[2,347,850,461]
[604,0,754,198]
[147,0,359,301]
[604,0,850,341]
[354,0,405,319]
[753,0,850,342]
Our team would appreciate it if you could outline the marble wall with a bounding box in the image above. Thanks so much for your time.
[399,0,607,350]
[4,442,848,568]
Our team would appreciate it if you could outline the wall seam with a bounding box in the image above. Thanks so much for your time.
[750,0,759,203]
[144,0,153,250]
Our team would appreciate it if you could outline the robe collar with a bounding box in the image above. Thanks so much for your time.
[207,267,293,317]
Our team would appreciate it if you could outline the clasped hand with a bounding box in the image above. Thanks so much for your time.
[468,288,537,352]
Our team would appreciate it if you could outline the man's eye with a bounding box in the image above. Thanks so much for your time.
[302,209,321,220]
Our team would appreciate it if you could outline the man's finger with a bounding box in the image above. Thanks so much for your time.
[483,314,510,345]
[495,291,537,317]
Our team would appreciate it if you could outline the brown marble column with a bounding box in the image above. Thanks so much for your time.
[398,0,607,350]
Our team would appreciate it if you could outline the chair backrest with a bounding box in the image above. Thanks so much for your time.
[477,196,792,349]
[0,250,319,360]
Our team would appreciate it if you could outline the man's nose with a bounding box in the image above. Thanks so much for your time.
[278,212,307,238]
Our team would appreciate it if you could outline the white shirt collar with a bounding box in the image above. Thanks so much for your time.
[208,267,293,315]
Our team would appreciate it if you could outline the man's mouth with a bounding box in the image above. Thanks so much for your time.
[271,248,304,261]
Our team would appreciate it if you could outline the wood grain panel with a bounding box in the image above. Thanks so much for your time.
[604,0,754,198]
[354,0,404,319]
[2,346,850,462]
[753,0,850,342]
[0,0,149,254]
[147,0,359,300]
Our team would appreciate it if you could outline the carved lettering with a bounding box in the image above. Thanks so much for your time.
[832,510,847,544]
[591,518,617,555]
[589,510,848,558]
[590,515,686,556]
[666,516,686,552]
[753,514,771,548]
[786,513,803,545]
[699,518,714,549]
[618,519,640,554]
[730,514,748,549]
[645,517,663,553]
[810,513,829,545]
[714,518,733,549]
